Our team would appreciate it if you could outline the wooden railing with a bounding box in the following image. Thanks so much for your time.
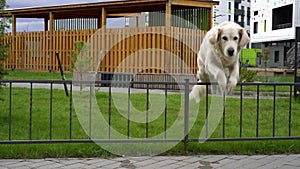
[4,27,206,74]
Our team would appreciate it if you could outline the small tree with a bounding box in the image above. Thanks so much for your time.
[68,41,86,71]
[0,0,11,101]
[257,48,270,80]
[68,41,96,90]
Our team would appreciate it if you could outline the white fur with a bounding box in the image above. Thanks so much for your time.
[190,22,250,103]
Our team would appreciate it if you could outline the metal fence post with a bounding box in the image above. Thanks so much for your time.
[56,52,69,97]
[295,27,300,98]
[184,79,190,153]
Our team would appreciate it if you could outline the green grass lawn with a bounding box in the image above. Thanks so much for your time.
[0,85,300,158]
[3,70,73,80]
[240,75,295,92]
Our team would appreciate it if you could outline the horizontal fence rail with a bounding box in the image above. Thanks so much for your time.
[0,80,300,151]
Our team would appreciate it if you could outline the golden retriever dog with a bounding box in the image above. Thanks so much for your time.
[190,22,250,103]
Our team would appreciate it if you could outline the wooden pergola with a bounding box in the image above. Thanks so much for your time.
[8,0,218,35]
[3,0,219,75]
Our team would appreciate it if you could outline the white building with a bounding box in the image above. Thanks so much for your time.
[250,0,300,67]
[213,0,251,34]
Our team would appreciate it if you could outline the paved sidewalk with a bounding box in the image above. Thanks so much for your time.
[1,155,300,169]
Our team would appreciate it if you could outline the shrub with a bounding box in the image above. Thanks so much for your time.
[239,67,257,82]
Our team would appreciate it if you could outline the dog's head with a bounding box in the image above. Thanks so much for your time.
[208,22,250,58]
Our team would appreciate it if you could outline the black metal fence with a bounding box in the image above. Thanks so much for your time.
[0,79,300,151]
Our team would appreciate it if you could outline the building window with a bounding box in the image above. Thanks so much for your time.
[228,2,232,13]
[228,15,231,21]
[145,15,149,23]
[274,51,280,63]
[241,18,245,27]
[247,7,250,26]
[254,11,258,16]
[254,22,258,34]
[272,4,293,30]
[125,17,130,27]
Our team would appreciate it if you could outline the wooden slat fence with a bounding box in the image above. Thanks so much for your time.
[4,27,206,74]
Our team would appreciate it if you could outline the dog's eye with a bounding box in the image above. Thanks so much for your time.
[222,37,228,41]
[234,37,239,41]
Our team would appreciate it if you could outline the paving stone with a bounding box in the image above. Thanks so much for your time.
[202,155,228,163]
[177,162,202,169]
[81,165,99,169]
[0,160,23,166]
[168,156,191,161]
[211,158,235,169]
[36,163,65,169]
[83,159,110,165]
[14,167,31,169]
[91,159,117,167]
[58,159,83,165]
[137,160,178,169]
[285,159,300,167]
[182,156,202,163]
[4,161,32,168]
[134,159,157,167]
[280,164,300,169]
[228,155,248,160]
[282,154,300,162]
[0,155,300,169]
[150,156,171,162]
[220,157,256,169]
[127,156,150,162]
[158,163,185,169]
[26,161,54,168]
[101,162,122,169]
[60,163,87,169]
[256,161,285,169]
[254,155,278,167]
[248,155,267,160]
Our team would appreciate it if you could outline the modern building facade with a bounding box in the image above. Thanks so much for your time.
[250,0,300,68]
[213,0,251,34]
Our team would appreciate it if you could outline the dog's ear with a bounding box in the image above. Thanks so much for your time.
[209,28,222,44]
[239,29,250,47]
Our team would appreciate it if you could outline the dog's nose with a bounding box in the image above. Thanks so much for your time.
[227,48,235,56]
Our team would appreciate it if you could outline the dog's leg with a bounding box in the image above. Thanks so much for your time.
[227,62,239,93]
[207,64,227,95]
[189,83,206,103]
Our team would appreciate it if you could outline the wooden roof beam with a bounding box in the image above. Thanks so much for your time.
[171,0,219,8]
[107,13,141,17]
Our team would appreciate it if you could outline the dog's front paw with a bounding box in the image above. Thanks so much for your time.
[227,78,237,93]
[189,85,206,103]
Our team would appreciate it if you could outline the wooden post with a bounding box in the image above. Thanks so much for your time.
[101,7,107,28]
[166,0,171,28]
[165,0,172,73]
[49,12,54,31]
[48,12,54,72]
[12,15,16,36]
[101,7,107,72]
[11,14,16,70]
